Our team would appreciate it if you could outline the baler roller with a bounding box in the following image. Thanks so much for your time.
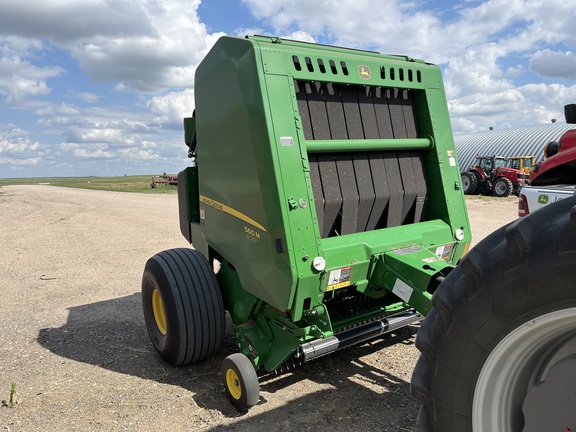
[298,310,422,362]
[306,137,433,152]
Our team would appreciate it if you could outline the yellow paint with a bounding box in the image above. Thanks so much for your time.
[152,288,167,336]
[327,281,351,291]
[226,368,242,400]
[200,195,267,232]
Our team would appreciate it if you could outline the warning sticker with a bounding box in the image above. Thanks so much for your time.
[448,150,456,167]
[435,244,452,260]
[200,207,206,226]
[392,278,413,303]
[391,245,423,255]
[327,266,352,290]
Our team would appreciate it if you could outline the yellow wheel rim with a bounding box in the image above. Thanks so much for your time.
[226,368,242,400]
[152,288,167,336]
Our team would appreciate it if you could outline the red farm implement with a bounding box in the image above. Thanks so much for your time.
[150,174,178,189]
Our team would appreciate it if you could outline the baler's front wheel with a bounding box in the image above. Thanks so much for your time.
[142,248,225,365]
[222,353,260,412]
[411,197,576,432]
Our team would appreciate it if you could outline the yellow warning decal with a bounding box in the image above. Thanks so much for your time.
[326,281,351,291]
[200,195,267,233]
[327,266,352,291]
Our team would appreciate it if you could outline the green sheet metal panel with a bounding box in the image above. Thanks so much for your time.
[194,37,297,312]
[193,35,471,321]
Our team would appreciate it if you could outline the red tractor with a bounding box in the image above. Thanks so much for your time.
[461,155,526,197]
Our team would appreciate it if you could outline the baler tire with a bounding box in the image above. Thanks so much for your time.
[141,248,225,366]
[411,196,576,432]
[471,171,482,194]
[222,353,260,412]
[492,177,513,197]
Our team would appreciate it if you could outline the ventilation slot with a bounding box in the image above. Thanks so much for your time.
[293,55,302,71]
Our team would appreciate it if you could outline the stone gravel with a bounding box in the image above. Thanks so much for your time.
[0,185,518,431]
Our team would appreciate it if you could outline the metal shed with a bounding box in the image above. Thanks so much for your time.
[454,123,576,172]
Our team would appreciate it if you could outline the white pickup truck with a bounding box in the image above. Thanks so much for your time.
[518,184,576,216]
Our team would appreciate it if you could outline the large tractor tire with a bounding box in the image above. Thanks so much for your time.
[461,172,478,195]
[492,177,513,197]
[142,248,225,365]
[411,197,576,432]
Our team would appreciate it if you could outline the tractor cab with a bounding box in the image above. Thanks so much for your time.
[473,155,507,180]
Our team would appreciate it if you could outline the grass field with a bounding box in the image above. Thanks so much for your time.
[0,175,179,194]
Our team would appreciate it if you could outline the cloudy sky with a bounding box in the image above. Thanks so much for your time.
[1,0,576,178]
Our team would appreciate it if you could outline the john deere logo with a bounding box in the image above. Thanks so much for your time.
[538,194,549,205]
[358,65,371,80]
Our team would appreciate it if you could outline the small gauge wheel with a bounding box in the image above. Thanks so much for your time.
[222,353,260,412]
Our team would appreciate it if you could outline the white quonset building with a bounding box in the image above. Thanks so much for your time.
[454,122,576,172]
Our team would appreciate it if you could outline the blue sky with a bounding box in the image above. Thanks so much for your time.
[1,0,576,178]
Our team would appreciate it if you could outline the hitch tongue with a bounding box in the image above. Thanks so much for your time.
[367,247,454,316]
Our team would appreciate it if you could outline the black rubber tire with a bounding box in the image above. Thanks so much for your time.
[461,172,478,195]
[479,179,492,196]
[142,248,225,365]
[492,177,513,197]
[471,171,482,195]
[222,353,260,412]
[411,197,576,431]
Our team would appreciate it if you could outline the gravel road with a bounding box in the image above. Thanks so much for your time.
[0,185,518,431]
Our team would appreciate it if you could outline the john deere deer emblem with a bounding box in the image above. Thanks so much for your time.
[358,65,371,80]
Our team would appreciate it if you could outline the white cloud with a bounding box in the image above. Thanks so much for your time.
[0,0,225,92]
[147,89,195,128]
[0,1,153,43]
[73,92,101,103]
[0,52,64,102]
[0,124,43,167]
[529,49,576,80]
[281,31,316,43]
[60,143,114,159]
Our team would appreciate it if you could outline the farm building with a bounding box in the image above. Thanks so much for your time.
[454,122,576,172]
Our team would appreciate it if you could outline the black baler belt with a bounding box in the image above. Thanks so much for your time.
[373,87,395,139]
[317,153,342,238]
[365,152,390,231]
[323,83,348,139]
[352,152,375,232]
[383,152,404,228]
[397,150,419,224]
[387,88,409,139]
[340,85,364,139]
[294,81,313,140]
[308,154,324,235]
[308,82,331,140]
[411,153,429,222]
[357,86,379,139]
[335,154,359,235]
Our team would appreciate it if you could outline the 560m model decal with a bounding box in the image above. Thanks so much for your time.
[200,195,267,232]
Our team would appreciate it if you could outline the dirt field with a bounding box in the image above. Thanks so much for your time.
[0,185,518,431]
